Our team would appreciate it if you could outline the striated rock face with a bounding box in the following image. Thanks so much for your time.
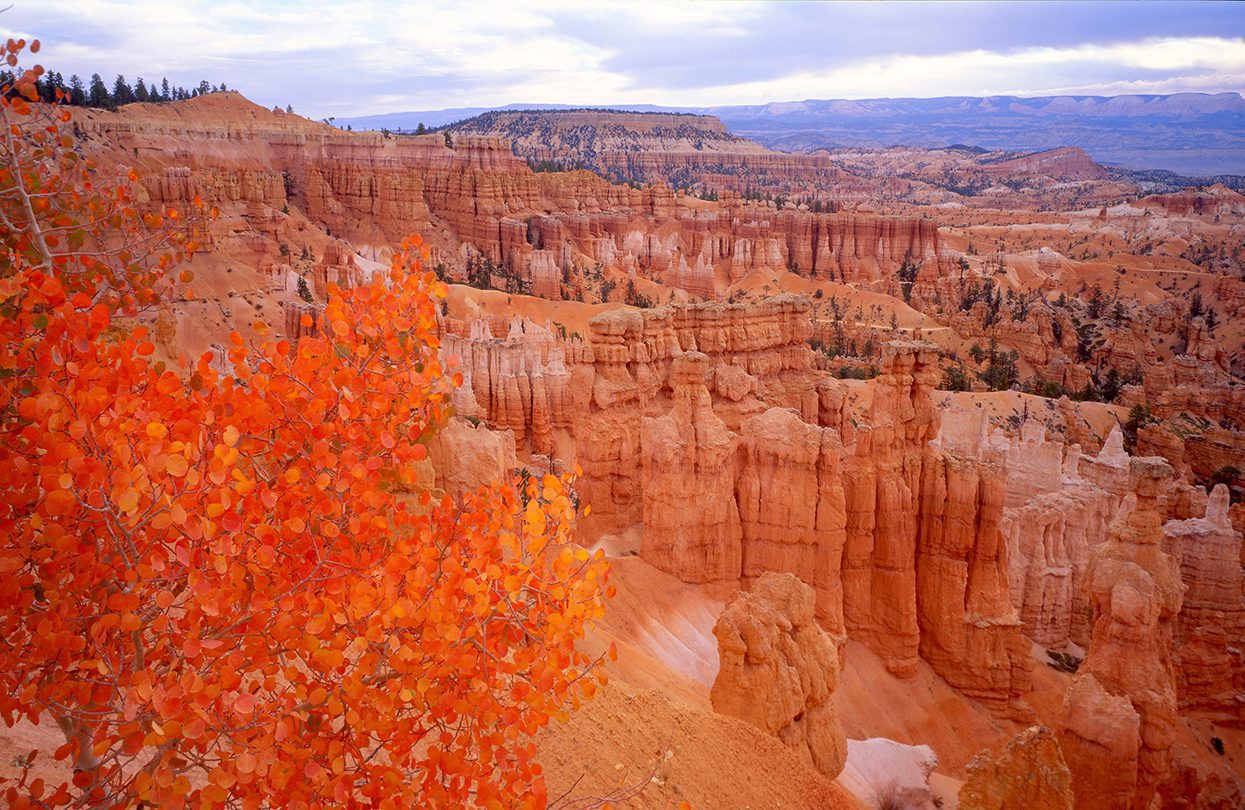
[840,342,941,678]
[1061,674,1143,809]
[1140,183,1245,220]
[640,352,742,582]
[1127,355,1245,432]
[710,572,847,779]
[570,295,819,536]
[437,299,1222,729]
[1059,457,1184,810]
[999,421,1121,651]
[959,726,1074,810]
[1005,484,1114,650]
[921,420,1034,720]
[520,330,1036,717]
[1162,485,1245,724]
[440,316,576,458]
[310,239,370,298]
[735,408,848,645]
[985,147,1108,181]
[573,308,649,533]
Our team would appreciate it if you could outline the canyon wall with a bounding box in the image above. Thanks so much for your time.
[999,422,1126,651]
[76,94,956,307]
[999,419,1245,727]
[439,291,1240,734]
[921,419,1034,719]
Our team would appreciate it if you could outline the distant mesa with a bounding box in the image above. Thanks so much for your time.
[439,108,846,195]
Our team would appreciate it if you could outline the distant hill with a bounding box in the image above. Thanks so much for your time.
[701,93,1245,177]
[336,92,1245,176]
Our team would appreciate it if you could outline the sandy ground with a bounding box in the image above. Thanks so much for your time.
[543,551,1245,807]
[535,555,1012,808]
[536,680,858,809]
[535,555,860,808]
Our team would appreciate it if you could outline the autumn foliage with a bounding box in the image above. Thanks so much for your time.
[0,40,610,808]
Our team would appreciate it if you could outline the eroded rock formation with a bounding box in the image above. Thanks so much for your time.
[425,418,519,498]
[959,726,1074,810]
[838,342,940,679]
[1000,422,1120,651]
[710,572,847,779]
[1163,485,1245,724]
[735,407,848,645]
[76,94,954,311]
[641,352,742,582]
[442,308,1038,715]
[1059,457,1184,810]
[442,109,851,197]
[922,418,1034,719]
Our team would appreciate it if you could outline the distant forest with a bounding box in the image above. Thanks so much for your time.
[0,71,232,110]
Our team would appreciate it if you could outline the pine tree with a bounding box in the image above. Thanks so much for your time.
[34,70,60,102]
[68,74,86,106]
[1087,284,1105,319]
[1098,367,1122,402]
[112,74,134,105]
[415,122,427,135]
[88,73,111,108]
[161,77,171,102]
[134,77,149,102]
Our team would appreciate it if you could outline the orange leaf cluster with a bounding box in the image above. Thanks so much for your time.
[0,44,609,809]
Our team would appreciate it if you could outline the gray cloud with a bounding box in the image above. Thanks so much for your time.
[3,1,1242,118]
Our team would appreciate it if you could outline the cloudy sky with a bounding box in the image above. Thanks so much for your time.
[6,1,1244,118]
